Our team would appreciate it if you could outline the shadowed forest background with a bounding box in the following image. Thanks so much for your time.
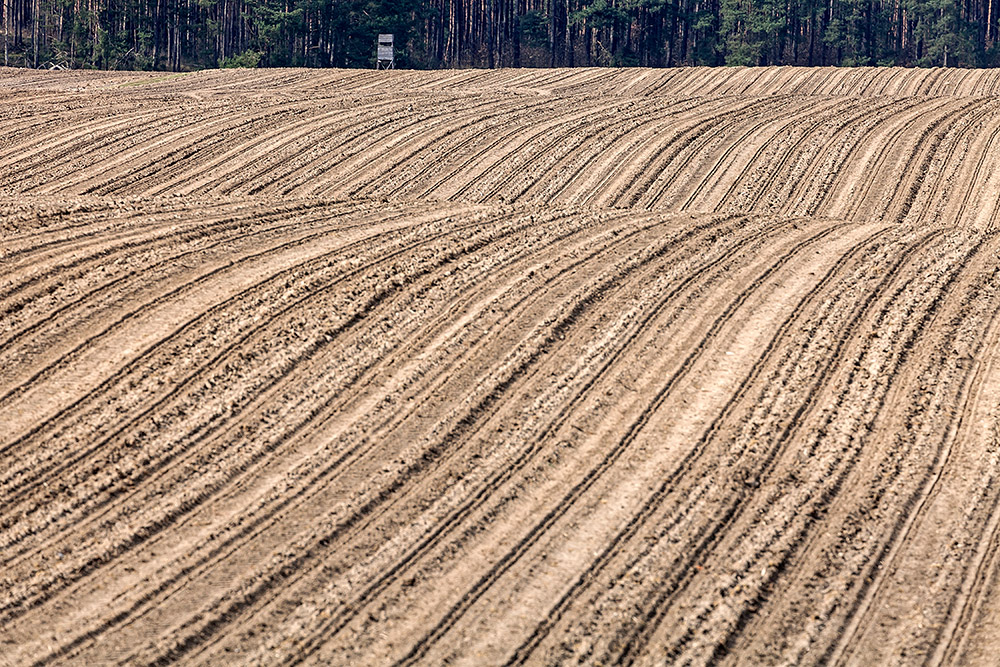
[2,0,999,72]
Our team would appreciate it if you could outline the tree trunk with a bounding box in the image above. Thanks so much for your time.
[487,0,495,67]
[32,0,38,67]
[566,0,573,66]
[549,0,556,65]
[513,4,520,66]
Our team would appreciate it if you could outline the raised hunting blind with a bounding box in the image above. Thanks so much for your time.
[377,34,394,69]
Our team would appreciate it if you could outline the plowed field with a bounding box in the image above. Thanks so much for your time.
[3,66,1000,665]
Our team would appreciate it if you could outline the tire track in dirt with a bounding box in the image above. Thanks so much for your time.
[1,204,624,656]
[115,211,772,659]
[21,213,664,664]
[381,221,861,667]
[3,207,708,664]
[0,201,456,445]
[0,200,356,367]
[631,231,988,665]
[818,242,1000,665]
[711,236,994,664]
[257,215,804,664]
[500,221,897,665]
[0,202,512,531]
[488,224,949,665]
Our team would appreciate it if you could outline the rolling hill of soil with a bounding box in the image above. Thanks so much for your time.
[2,66,1000,665]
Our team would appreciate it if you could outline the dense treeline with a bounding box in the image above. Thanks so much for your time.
[2,0,998,71]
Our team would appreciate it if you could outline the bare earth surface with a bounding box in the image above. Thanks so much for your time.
[2,65,1000,665]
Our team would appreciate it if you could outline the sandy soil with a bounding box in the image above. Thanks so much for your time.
[2,66,999,665]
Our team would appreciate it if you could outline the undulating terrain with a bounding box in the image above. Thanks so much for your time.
[2,65,1000,665]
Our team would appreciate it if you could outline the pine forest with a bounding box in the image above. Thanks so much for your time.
[1,0,999,75]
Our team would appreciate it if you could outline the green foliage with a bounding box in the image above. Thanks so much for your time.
[691,9,720,65]
[571,0,628,29]
[221,50,263,67]
[520,10,549,46]
[920,0,974,65]
[718,0,786,65]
